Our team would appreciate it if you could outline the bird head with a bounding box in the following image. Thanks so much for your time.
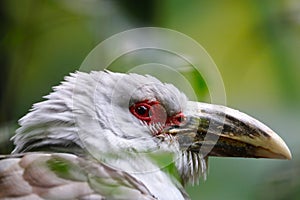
[12,70,291,186]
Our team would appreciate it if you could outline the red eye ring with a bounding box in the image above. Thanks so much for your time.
[130,102,152,121]
[130,100,160,123]
[130,100,185,127]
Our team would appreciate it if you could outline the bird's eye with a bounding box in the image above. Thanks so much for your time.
[135,105,149,117]
[130,101,152,122]
[130,100,185,128]
[130,100,166,124]
[135,105,150,118]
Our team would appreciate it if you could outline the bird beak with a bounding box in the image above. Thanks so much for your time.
[168,102,292,160]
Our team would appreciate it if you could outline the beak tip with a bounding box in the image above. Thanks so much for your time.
[286,153,292,160]
[280,142,292,160]
[270,131,292,160]
[274,145,292,160]
[259,132,292,160]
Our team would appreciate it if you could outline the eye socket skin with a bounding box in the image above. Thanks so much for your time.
[130,101,160,122]
[129,100,185,128]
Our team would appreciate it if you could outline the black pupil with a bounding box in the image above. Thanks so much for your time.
[136,105,148,116]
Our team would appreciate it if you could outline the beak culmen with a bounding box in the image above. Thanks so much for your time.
[171,102,292,160]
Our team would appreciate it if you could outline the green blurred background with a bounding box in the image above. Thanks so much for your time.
[0,0,299,199]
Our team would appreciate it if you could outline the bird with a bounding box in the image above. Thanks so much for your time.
[0,70,292,200]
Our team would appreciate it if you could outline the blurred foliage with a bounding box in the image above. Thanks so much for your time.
[0,0,299,199]
[256,158,300,200]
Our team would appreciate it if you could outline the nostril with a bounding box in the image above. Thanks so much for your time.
[175,113,185,123]
[175,115,184,123]
[168,112,185,126]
